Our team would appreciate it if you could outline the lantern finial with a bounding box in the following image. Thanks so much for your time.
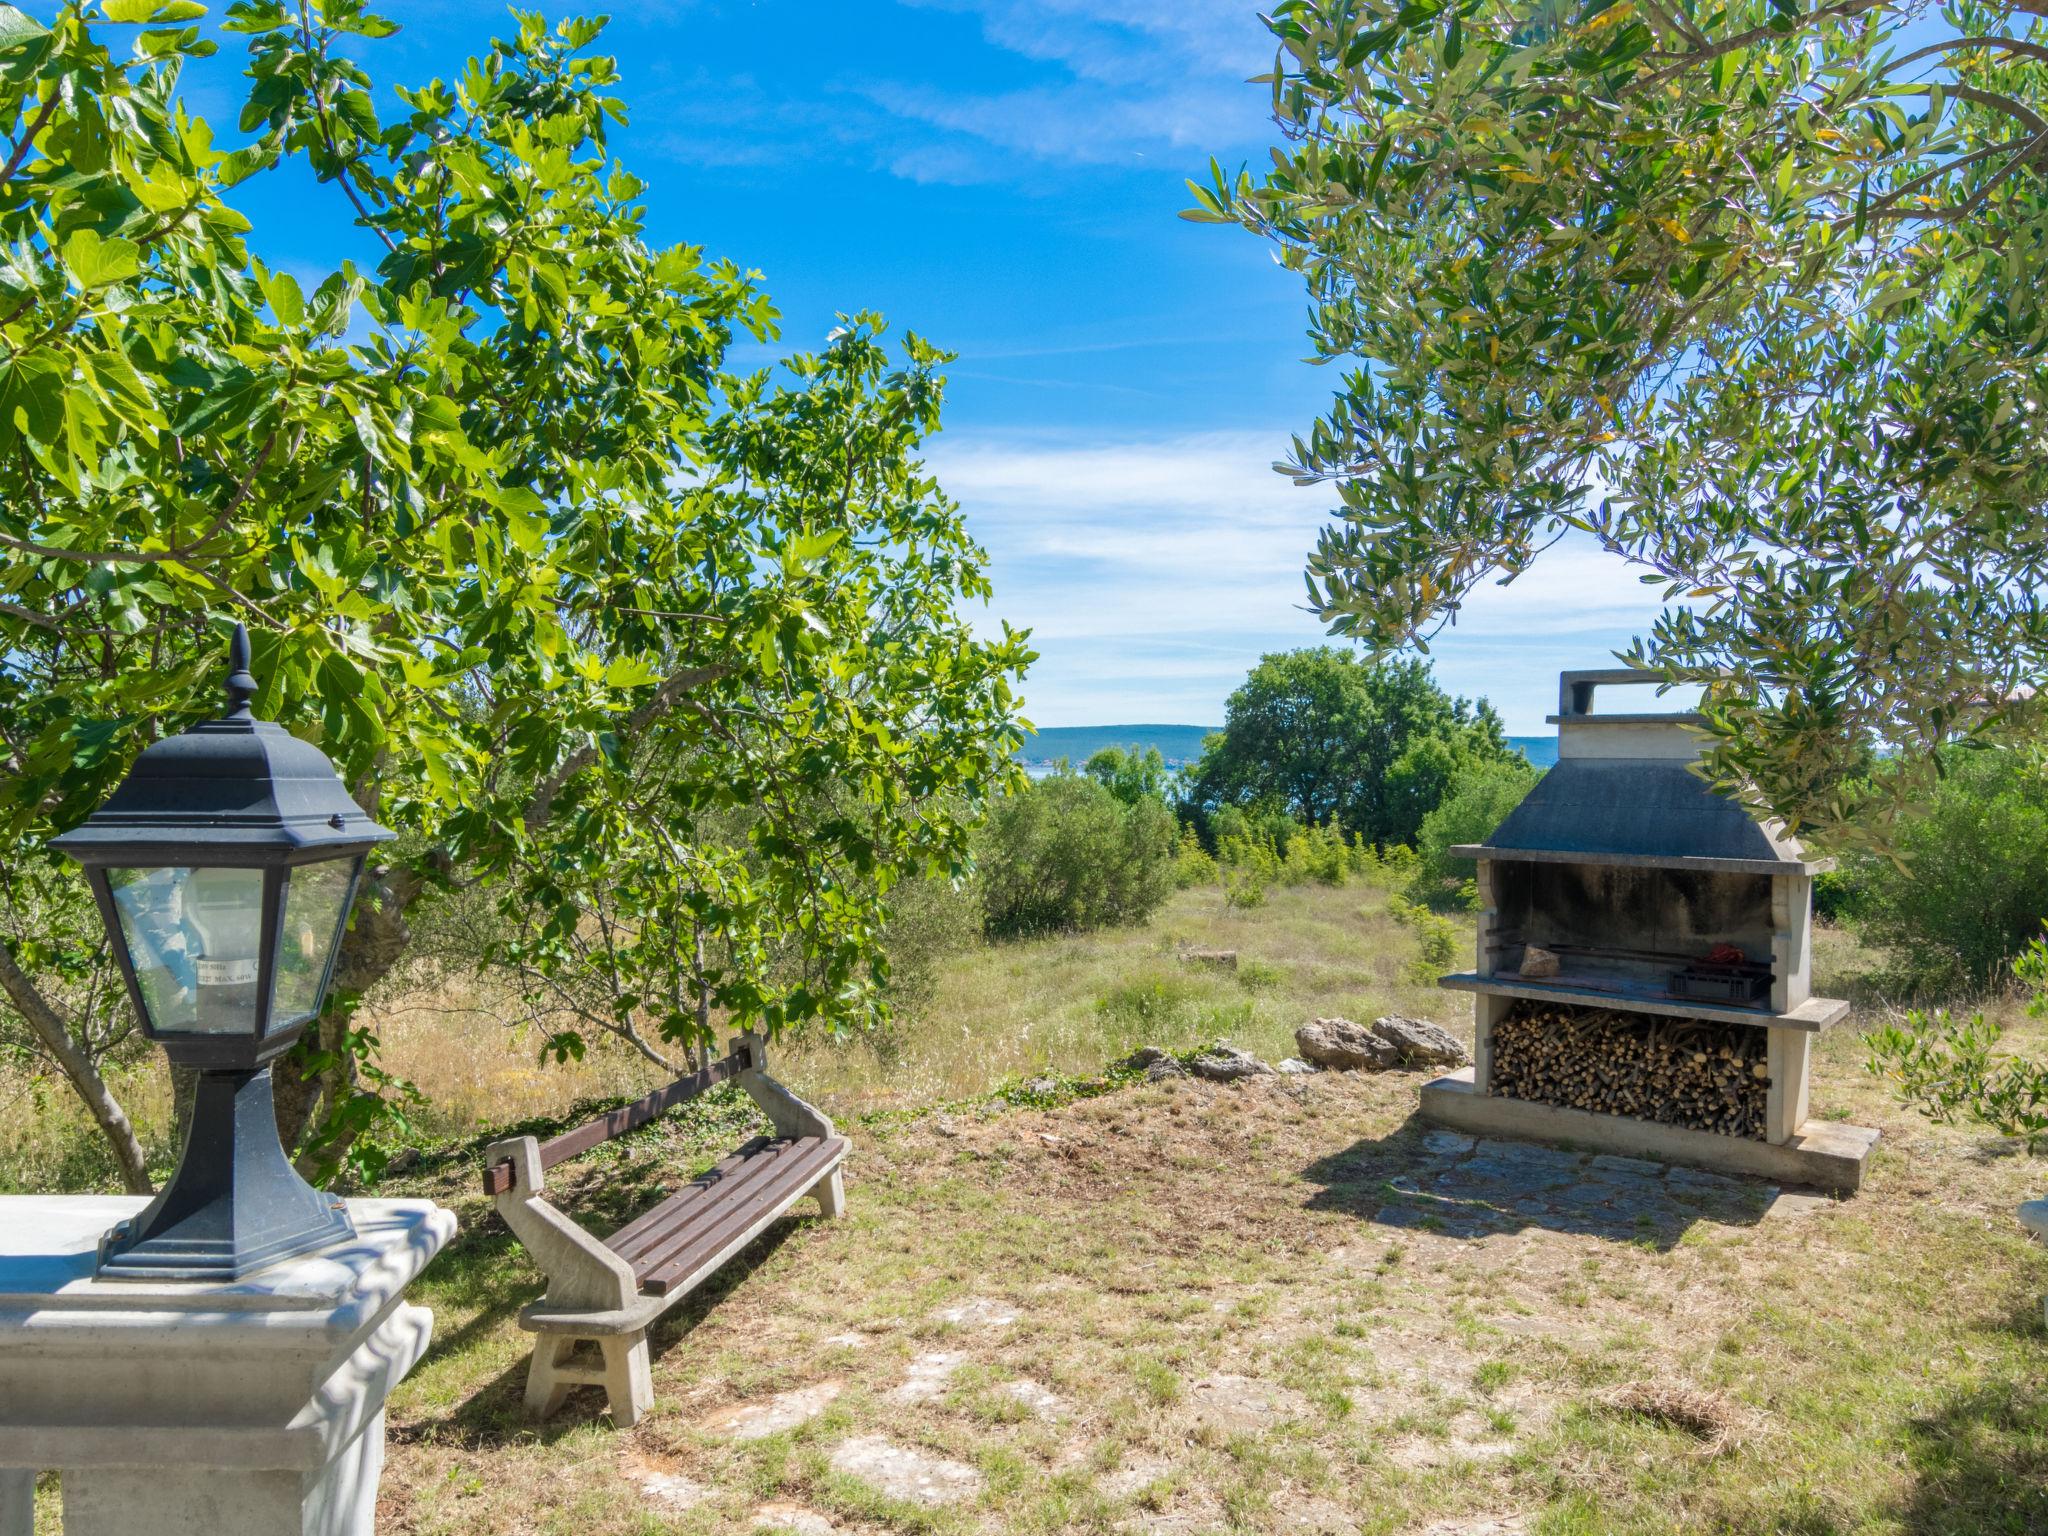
[224,623,257,719]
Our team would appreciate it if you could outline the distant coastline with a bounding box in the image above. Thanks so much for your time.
[1015,724,1557,779]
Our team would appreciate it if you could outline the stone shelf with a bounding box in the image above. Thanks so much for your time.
[1438,972,1851,1033]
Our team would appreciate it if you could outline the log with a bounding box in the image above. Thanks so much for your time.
[1489,1001,1768,1139]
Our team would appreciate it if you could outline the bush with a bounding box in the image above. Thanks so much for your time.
[1412,758,1543,901]
[1840,748,2048,993]
[881,873,982,1015]
[979,773,1177,939]
[1172,826,1218,889]
[1864,936,2048,1151]
[1387,892,1463,982]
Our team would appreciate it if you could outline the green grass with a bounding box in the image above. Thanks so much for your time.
[9,880,2048,1533]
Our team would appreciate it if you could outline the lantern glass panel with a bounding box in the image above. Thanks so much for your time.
[270,857,357,1029]
[107,866,266,1034]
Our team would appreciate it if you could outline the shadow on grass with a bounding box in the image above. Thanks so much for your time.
[1299,1104,1772,1252]
[1898,1300,2048,1536]
[395,1198,820,1450]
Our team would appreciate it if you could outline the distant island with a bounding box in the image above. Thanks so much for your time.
[1015,724,1557,777]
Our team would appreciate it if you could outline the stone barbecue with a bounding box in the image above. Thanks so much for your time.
[1418,669,1879,1192]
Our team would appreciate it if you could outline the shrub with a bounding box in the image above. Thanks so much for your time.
[1841,748,2048,993]
[1387,892,1463,982]
[1283,823,1352,885]
[979,774,1177,939]
[881,873,983,1015]
[1412,758,1543,902]
[1864,937,2048,1151]
[1172,826,1218,889]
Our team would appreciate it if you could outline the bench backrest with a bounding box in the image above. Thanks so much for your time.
[481,1038,758,1196]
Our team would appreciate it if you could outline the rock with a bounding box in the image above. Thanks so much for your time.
[998,1378,1063,1418]
[754,1504,842,1535]
[887,1350,965,1403]
[1180,947,1238,970]
[1144,1058,1189,1082]
[828,1437,982,1505]
[1423,1129,1475,1157]
[1122,1045,1171,1069]
[1296,1017,1402,1071]
[628,1464,711,1511]
[1189,1044,1274,1082]
[934,1297,1016,1328]
[1021,1075,1059,1097]
[1519,944,1562,978]
[1369,1015,1468,1068]
[1276,1057,1320,1075]
[703,1381,843,1441]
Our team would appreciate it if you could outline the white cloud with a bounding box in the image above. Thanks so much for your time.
[934,430,1680,733]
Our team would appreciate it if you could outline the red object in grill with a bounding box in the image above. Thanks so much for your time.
[1705,942,1749,967]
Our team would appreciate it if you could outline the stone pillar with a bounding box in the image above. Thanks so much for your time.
[1,1467,30,1536]
[1765,1026,1812,1146]
[0,1194,454,1536]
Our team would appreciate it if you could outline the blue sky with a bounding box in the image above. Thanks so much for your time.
[162,0,1677,735]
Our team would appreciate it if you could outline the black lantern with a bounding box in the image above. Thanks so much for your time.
[50,625,394,1280]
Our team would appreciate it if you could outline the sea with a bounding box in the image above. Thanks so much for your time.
[1014,726,1557,780]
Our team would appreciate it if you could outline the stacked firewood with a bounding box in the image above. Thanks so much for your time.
[1490,1001,1768,1139]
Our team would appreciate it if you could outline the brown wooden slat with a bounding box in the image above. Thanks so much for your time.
[611,1139,814,1272]
[603,1137,783,1266]
[638,1138,842,1295]
[480,1045,754,1195]
[639,1136,846,1296]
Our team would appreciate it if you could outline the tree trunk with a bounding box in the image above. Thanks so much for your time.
[286,857,440,1177]
[0,942,153,1195]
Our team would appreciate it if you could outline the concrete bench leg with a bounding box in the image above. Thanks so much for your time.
[524,1331,654,1427]
[815,1165,846,1220]
[1,1468,31,1536]
[602,1334,654,1427]
[524,1334,581,1421]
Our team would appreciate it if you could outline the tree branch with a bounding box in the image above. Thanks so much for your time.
[523,663,729,833]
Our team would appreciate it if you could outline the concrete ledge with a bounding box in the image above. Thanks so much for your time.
[1419,1068,1877,1193]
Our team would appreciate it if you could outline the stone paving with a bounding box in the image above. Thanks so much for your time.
[1374,1134,1796,1245]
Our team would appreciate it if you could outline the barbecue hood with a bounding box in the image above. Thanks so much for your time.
[1452,670,1829,875]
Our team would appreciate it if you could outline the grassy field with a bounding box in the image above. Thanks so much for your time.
[10,877,2048,1534]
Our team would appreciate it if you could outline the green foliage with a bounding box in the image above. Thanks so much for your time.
[0,5,1029,1177]
[877,873,982,1019]
[1193,0,2048,850]
[1084,745,1174,805]
[1413,758,1544,902]
[1386,892,1461,983]
[1185,649,1514,848]
[978,773,1176,939]
[1865,936,2048,1151]
[1171,825,1218,890]
[1839,750,2048,993]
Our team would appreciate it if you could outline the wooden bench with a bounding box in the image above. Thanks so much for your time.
[482,1032,846,1426]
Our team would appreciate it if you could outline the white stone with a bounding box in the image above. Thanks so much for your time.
[888,1350,965,1403]
[999,1379,1063,1418]
[704,1381,842,1440]
[828,1435,981,1505]
[0,1194,455,1536]
[754,1504,842,1534]
[822,1331,870,1349]
[933,1297,1016,1328]
[631,1466,711,1511]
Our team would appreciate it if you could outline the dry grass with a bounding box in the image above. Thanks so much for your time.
[12,877,2048,1534]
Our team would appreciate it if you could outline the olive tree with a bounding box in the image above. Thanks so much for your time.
[1190,0,2048,849]
[0,2,1031,1189]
